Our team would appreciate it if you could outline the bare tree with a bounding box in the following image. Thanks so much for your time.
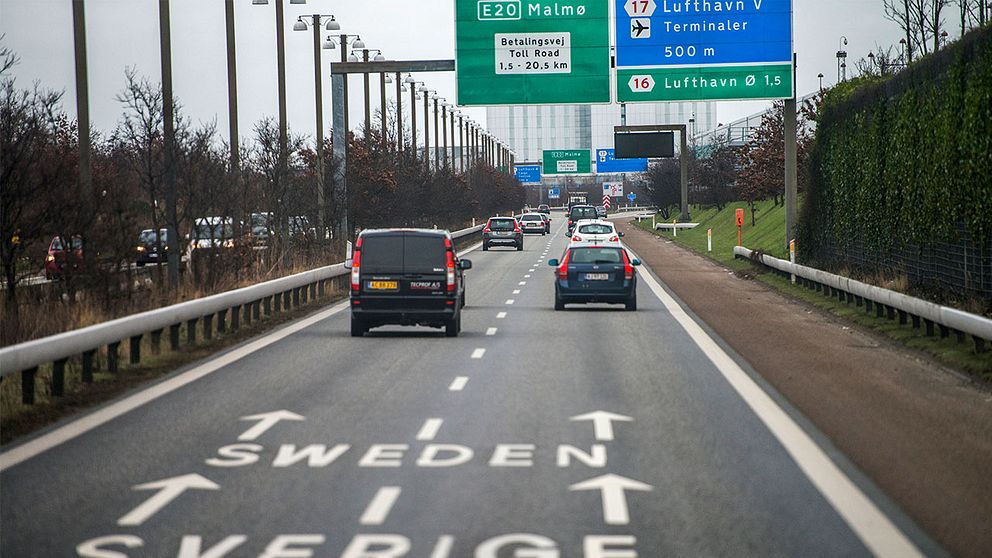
[885,0,952,59]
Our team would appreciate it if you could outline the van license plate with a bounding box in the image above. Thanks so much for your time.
[367,281,398,290]
[584,273,609,281]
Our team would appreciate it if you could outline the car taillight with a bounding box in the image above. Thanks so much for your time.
[558,250,570,280]
[446,250,456,292]
[483,227,491,233]
[609,236,619,242]
[622,250,633,280]
[572,235,581,242]
[514,223,521,233]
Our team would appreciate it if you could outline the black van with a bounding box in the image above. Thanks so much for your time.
[347,229,472,337]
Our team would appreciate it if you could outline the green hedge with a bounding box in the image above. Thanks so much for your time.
[799,26,992,265]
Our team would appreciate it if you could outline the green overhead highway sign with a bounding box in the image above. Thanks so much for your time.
[543,149,591,174]
[455,0,611,105]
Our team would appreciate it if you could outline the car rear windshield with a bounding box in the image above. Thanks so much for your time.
[570,207,598,220]
[138,230,168,243]
[521,214,543,221]
[569,247,623,264]
[361,234,446,274]
[488,219,516,231]
[577,224,612,234]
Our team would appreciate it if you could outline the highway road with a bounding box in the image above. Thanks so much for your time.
[0,216,944,557]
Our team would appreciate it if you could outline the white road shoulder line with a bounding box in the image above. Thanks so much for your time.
[449,377,469,391]
[416,418,443,441]
[471,348,486,359]
[635,258,924,558]
[0,301,350,472]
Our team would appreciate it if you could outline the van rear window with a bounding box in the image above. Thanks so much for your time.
[360,235,446,274]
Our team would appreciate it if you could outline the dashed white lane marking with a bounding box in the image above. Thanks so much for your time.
[505,299,515,305]
[360,486,402,525]
[513,289,521,294]
[524,275,531,278]
[632,252,925,558]
[519,281,526,285]
[471,348,486,359]
[486,327,498,336]
[529,268,535,272]
[497,312,507,319]
[449,377,469,391]
[416,418,444,441]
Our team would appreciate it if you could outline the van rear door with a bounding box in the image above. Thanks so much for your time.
[359,233,448,309]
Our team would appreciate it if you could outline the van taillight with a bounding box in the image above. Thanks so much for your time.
[446,250,456,292]
[351,250,361,291]
[558,250,570,280]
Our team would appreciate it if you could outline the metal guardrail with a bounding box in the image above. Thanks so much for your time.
[735,246,991,353]
[0,225,484,404]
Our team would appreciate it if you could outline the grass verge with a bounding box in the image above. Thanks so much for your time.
[634,201,992,380]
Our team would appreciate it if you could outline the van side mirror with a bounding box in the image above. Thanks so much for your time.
[547,259,559,266]
[459,259,473,270]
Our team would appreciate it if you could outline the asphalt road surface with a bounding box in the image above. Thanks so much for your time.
[0,215,944,557]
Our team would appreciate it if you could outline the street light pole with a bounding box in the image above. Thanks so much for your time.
[433,96,440,169]
[380,72,388,142]
[459,115,465,172]
[159,0,179,287]
[395,72,403,152]
[422,89,431,169]
[836,36,848,82]
[362,49,371,132]
[72,0,91,200]
[224,0,240,173]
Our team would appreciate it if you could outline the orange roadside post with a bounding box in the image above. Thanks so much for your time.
[735,208,744,246]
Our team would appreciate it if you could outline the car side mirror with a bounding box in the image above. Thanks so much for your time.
[618,232,625,237]
[632,259,641,266]
[548,259,559,266]
[459,259,473,270]
[344,259,353,269]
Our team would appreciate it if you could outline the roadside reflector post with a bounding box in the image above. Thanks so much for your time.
[735,208,744,247]
[673,219,677,238]
[707,228,712,252]
[652,214,656,229]
[789,239,796,283]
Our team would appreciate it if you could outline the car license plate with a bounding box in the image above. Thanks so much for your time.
[367,280,398,290]
[584,273,609,281]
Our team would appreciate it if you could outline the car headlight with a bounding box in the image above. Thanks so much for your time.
[223,239,235,248]
[46,254,55,262]
[136,245,146,252]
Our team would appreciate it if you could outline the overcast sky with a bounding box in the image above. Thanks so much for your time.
[2,0,910,144]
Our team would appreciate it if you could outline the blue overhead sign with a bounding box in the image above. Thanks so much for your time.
[615,0,793,68]
[514,165,542,184]
[548,188,561,199]
[596,149,648,173]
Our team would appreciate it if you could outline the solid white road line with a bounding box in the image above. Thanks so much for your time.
[635,259,924,558]
[449,377,469,391]
[471,348,486,359]
[416,418,443,441]
[0,301,350,472]
[497,312,507,319]
[360,486,402,525]
[486,327,498,336]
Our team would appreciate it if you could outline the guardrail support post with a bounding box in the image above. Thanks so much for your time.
[243,304,252,326]
[284,290,291,309]
[203,314,214,340]
[974,336,987,354]
[897,310,908,325]
[231,305,240,330]
[318,280,325,298]
[107,342,120,373]
[186,319,197,345]
[21,367,36,405]
[939,324,949,339]
[82,350,95,383]
[956,329,965,344]
[129,335,142,364]
[911,315,921,329]
[151,329,163,354]
[309,282,317,300]
[252,301,261,321]
[274,294,282,313]
[264,296,272,315]
[52,358,67,397]
[924,319,934,336]
[864,298,873,312]
[170,324,181,350]
[293,287,301,307]
[217,309,227,333]
[845,292,854,304]
[887,306,896,320]
[876,304,885,318]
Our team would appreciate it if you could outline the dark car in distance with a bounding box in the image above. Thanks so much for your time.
[482,217,523,251]
[135,228,170,266]
[347,229,471,337]
[567,205,600,235]
[45,235,83,280]
[548,244,640,311]
[537,204,551,214]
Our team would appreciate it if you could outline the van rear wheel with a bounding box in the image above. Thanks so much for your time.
[445,310,461,337]
[350,315,366,337]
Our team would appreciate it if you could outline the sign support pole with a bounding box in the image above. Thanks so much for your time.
[784,53,798,254]
[679,128,689,222]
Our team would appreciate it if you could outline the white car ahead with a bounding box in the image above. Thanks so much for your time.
[569,219,624,246]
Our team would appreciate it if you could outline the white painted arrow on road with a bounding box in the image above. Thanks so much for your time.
[117,473,220,526]
[238,410,305,441]
[569,473,653,525]
[569,411,633,441]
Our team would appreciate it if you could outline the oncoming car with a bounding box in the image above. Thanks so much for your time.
[548,244,640,311]
[570,220,623,246]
